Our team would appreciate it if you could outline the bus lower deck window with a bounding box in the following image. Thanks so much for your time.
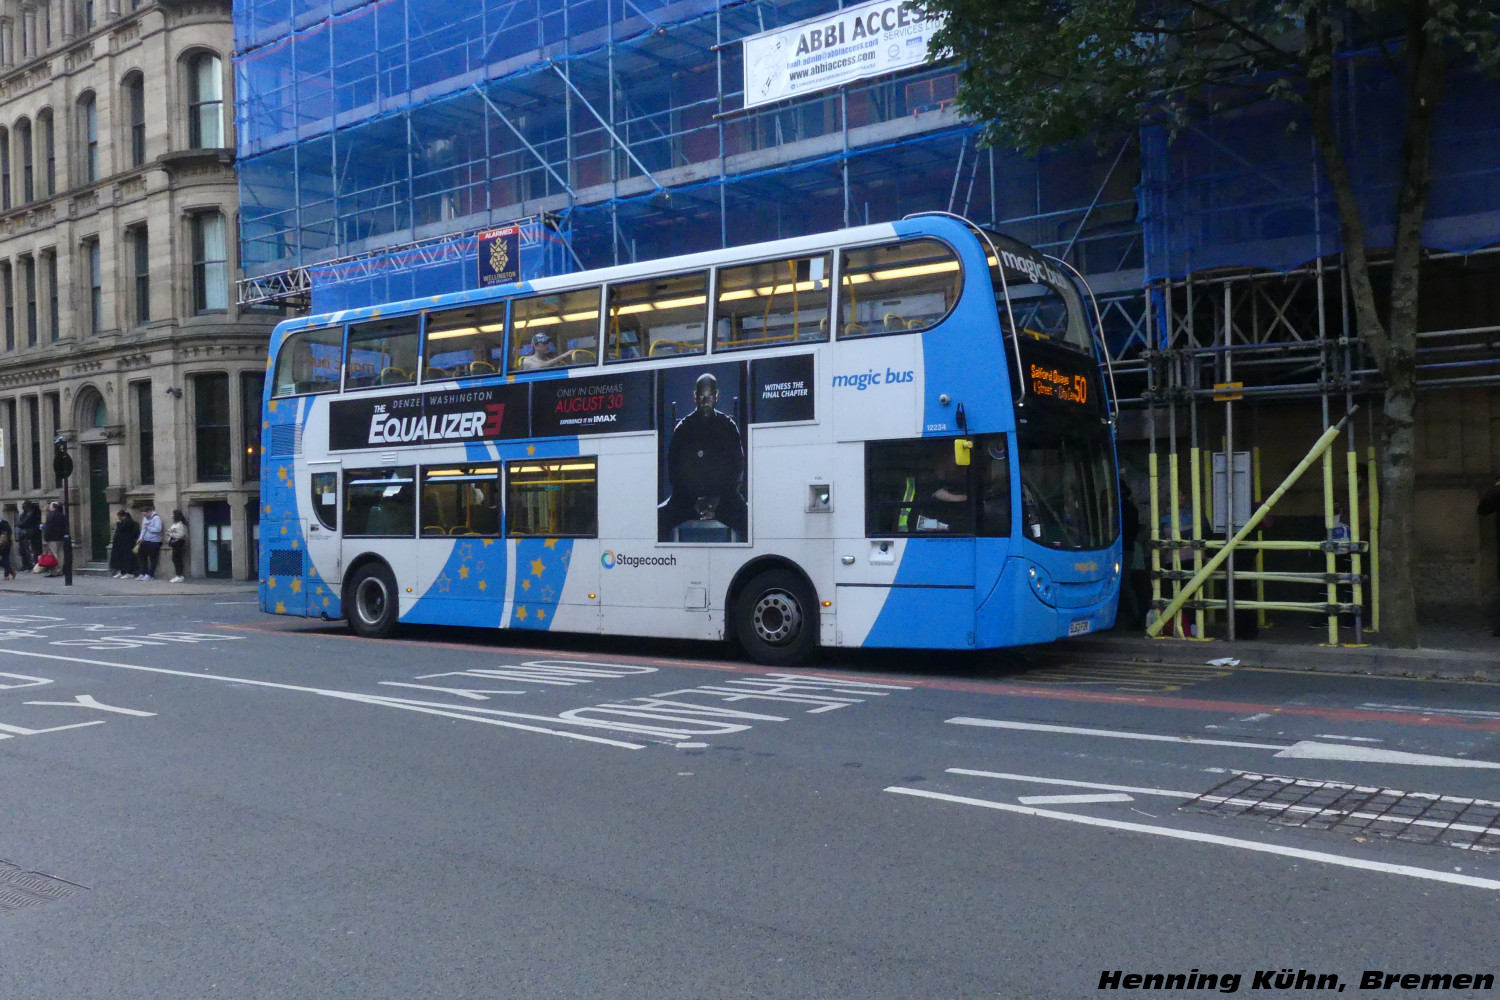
[505,459,598,537]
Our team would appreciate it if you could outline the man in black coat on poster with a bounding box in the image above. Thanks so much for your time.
[658,373,747,541]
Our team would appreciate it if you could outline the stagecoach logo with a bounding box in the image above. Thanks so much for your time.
[366,398,507,445]
[601,550,677,569]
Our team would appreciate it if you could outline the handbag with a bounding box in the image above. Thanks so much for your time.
[133,542,141,554]
[36,552,57,569]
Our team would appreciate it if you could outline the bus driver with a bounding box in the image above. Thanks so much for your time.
[658,372,748,541]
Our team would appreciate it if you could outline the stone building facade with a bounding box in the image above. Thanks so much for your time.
[0,0,274,578]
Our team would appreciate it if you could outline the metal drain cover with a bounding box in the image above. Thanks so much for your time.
[0,861,84,912]
[1182,772,1500,852]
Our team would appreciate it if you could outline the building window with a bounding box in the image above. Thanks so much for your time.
[45,393,59,484]
[191,212,228,312]
[1,263,12,352]
[130,226,149,324]
[17,118,31,203]
[39,110,53,196]
[193,373,231,482]
[43,251,57,341]
[135,382,154,485]
[24,396,38,489]
[123,74,145,168]
[3,399,16,491]
[82,0,93,32]
[83,239,101,334]
[187,53,224,149]
[240,373,263,482]
[0,126,10,210]
[21,256,35,347]
[78,94,97,184]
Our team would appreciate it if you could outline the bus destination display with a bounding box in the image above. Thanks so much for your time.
[1028,361,1089,406]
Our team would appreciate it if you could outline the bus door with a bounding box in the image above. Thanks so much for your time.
[836,437,976,649]
[303,460,343,612]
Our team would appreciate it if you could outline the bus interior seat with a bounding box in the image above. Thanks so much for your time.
[843,322,866,337]
[906,318,928,331]
[379,367,411,385]
[883,313,906,331]
[422,525,447,536]
[649,339,697,357]
[468,361,496,375]
[424,367,450,381]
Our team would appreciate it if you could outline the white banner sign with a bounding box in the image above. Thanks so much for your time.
[742,0,945,110]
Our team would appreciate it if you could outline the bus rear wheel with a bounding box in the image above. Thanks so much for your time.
[734,569,817,667]
[347,563,399,639]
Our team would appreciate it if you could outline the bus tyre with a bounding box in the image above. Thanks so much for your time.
[347,563,399,639]
[734,570,817,667]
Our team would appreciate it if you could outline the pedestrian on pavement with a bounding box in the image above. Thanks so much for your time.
[1478,480,1500,635]
[167,509,188,583]
[0,514,14,580]
[16,500,40,572]
[109,509,140,579]
[137,506,164,580]
[41,501,67,578]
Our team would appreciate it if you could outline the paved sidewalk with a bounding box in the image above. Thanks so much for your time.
[0,565,258,598]
[1044,617,1500,683]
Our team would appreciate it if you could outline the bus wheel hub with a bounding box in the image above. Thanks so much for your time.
[753,591,801,645]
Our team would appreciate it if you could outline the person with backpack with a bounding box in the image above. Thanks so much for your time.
[137,506,164,580]
[0,514,14,580]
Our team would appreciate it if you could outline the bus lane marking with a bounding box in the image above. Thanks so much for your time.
[0,669,154,741]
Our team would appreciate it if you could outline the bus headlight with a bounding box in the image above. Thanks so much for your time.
[1026,563,1055,604]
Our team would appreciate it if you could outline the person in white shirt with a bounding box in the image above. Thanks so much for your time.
[167,509,189,583]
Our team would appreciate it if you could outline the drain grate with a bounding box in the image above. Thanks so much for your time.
[0,861,83,912]
[1182,772,1500,852]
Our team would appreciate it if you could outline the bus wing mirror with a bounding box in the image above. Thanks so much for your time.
[954,438,972,467]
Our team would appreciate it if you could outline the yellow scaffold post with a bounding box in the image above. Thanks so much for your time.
[1147,410,1356,638]
[1367,446,1380,633]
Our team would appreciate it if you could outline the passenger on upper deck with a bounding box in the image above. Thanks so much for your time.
[518,332,557,370]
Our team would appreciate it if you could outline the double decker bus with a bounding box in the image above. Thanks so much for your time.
[259,214,1120,665]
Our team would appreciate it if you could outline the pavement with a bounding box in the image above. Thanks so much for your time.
[0,563,258,598]
[1049,615,1500,683]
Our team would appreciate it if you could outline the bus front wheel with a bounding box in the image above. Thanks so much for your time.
[734,569,817,667]
[347,563,399,639]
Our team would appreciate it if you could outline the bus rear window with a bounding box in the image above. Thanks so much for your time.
[606,271,707,361]
[424,303,506,380]
[506,458,598,537]
[512,289,600,371]
[840,239,961,338]
[346,316,420,390]
[272,326,343,397]
[714,254,830,351]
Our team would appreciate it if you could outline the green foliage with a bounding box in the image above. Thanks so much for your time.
[919,0,1500,152]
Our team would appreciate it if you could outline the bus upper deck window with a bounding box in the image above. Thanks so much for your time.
[606,271,707,362]
[346,315,420,391]
[512,288,600,371]
[839,239,961,338]
[271,326,343,397]
[714,254,831,352]
[424,302,506,381]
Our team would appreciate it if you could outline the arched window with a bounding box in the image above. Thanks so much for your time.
[90,395,107,428]
[185,53,223,149]
[16,118,32,202]
[77,93,97,183]
[122,73,145,167]
[191,211,227,312]
[37,110,54,196]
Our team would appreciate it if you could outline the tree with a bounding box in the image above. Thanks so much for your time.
[921,0,1500,646]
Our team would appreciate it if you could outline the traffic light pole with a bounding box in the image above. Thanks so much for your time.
[54,437,73,587]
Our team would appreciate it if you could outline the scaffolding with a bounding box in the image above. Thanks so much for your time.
[232,0,1143,312]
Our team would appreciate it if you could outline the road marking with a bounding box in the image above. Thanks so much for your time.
[213,601,260,606]
[0,648,647,750]
[1314,734,1382,743]
[1275,742,1500,769]
[883,786,1500,892]
[948,717,1500,769]
[950,769,1500,838]
[947,717,1284,750]
[1362,702,1500,720]
[1017,792,1133,806]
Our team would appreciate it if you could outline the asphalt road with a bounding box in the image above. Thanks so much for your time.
[0,591,1497,999]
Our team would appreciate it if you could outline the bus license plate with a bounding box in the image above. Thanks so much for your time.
[1068,619,1091,636]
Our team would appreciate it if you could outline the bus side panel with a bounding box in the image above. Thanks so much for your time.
[859,537,976,649]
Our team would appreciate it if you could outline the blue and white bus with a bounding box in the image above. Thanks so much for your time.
[259,214,1120,665]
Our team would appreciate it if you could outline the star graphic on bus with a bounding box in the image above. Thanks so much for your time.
[478,580,487,592]
[521,579,531,591]
[275,602,285,614]
[436,575,452,592]
[459,542,475,560]
[543,538,558,550]
[536,608,547,621]
[530,558,546,577]
[290,579,302,594]
[458,565,469,580]
[278,466,289,481]
[515,606,528,620]
[540,586,555,602]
